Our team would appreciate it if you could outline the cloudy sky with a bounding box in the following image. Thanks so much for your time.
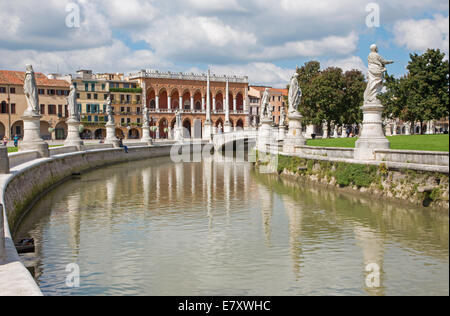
[0,0,448,87]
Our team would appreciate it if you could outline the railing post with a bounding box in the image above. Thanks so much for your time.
[0,204,4,263]
[0,147,10,174]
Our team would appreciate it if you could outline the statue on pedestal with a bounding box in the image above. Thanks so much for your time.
[67,84,79,121]
[288,70,302,116]
[106,96,114,124]
[279,107,287,127]
[364,44,394,103]
[143,106,150,127]
[23,64,40,116]
[261,88,271,120]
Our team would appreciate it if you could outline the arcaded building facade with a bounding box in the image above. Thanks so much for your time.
[0,70,70,140]
[129,70,250,139]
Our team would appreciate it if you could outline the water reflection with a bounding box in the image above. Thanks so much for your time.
[16,156,449,296]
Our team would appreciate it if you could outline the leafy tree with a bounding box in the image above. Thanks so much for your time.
[381,49,449,134]
[341,69,366,127]
[302,67,346,133]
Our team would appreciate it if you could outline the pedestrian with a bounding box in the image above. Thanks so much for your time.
[118,137,128,153]
[2,136,8,147]
[13,134,19,147]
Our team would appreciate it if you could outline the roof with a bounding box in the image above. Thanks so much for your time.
[249,86,288,96]
[0,70,70,88]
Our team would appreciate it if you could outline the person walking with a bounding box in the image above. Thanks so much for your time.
[13,134,19,147]
[2,136,8,147]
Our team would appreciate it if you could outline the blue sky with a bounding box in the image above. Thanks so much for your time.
[0,0,448,87]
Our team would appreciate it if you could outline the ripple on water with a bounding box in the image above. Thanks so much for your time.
[15,158,449,296]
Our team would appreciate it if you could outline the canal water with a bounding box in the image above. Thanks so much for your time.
[16,156,449,296]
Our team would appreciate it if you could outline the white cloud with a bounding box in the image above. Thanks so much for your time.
[201,63,293,88]
[323,56,367,73]
[393,14,449,54]
[0,40,168,75]
[1,0,449,87]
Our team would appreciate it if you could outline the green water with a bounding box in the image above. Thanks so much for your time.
[16,156,449,296]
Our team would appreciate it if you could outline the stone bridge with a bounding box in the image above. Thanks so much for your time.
[212,130,258,151]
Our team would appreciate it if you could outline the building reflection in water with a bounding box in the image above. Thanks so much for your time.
[15,155,449,296]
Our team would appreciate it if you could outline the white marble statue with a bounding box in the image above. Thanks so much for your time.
[279,107,287,126]
[364,44,394,103]
[175,110,182,129]
[67,84,79,121]
[143,106,150,127]
[106,96,114,124]
[23,64,40,115]
[288,69,302,116]
[261,88,271,119]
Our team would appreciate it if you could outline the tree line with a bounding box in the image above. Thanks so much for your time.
[290,49,449,136]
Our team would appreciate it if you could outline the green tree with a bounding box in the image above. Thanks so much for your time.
[342,69,366,127]
[381,49,449,134]
[303,67,346,133]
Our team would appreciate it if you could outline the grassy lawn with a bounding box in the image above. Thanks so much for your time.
[7,145,63,153]
[307,134,449,152]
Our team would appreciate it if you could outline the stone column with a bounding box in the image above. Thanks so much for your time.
[355,104,390,160]
[393,121,398,136]
[179,96,183,111]
[167,96,172,113]
[333,125,339,138]
[224,79,232,133]
[405,123,411,135]
[105,120,119,147]
[278,125,287,141]
[233,98,237,113]
[322,123,329,139]
[155,95,160,111]
[306,124,316,139]
[64,118,84,150]
[191,96,194,112]
[20,113,49,157]
[385,122,392,136]
[283,113,306,153]
[202,97,205,112]
[203,69,212,141]
[213,97,216,113]
[0,146,10,174]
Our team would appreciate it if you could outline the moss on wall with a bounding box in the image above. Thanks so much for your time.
[258,154,449,210]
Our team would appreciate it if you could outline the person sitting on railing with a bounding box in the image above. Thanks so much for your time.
[118,137,128,153]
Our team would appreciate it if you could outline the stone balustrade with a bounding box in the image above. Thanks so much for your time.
[374,149,449,166]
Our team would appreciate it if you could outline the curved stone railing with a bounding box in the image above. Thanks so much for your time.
[0,142,204,296]
[8,151,41,169]
[374,149,449,166]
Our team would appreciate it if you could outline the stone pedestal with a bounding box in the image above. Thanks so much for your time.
[354,102,390,160]
[203,121,212,141]
[174,126,184,142]
[258,119,274,152]
[0,147,9,174]
[385,123,392,136]
[322,124,329,139]
[306,125,316,139]
[64,119,84,150]
[141,125,153,145]
[19,114,49,157]
[333,126,339,138]
[404,123,411,135]
[278,125,287,141]
[283,113,306,153]
[105,122,119,147]
[224,122,232,134]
